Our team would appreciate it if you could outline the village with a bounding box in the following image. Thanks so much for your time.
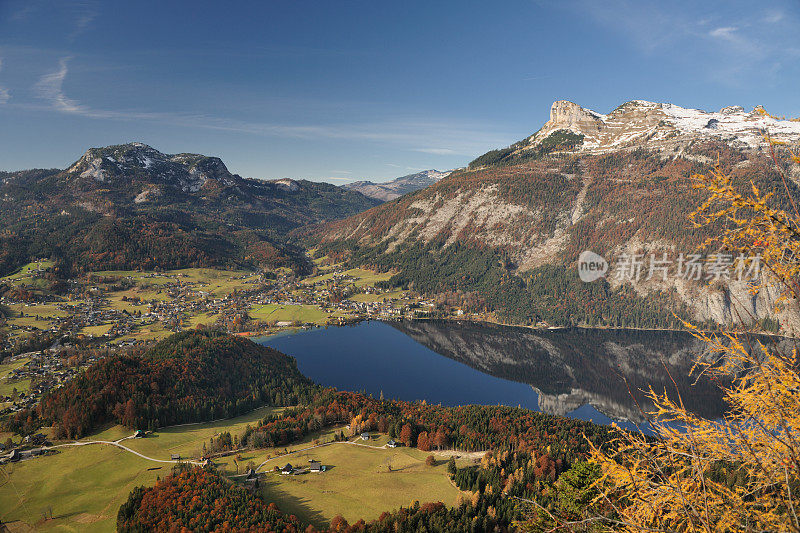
[0,259,460,420]
[0,261,443,344]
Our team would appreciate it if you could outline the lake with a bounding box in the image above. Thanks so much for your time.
[259,320,792,431]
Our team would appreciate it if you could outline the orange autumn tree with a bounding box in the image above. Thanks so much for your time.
[521,118,800,532]
[587,120,800,532]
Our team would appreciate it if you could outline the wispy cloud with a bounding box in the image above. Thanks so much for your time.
[764,9,784,24]
[68,2,98,41]
[26,57,511,157]
[708,26,738,40]
[10,2,39,21]
[414,148,460,155]
[522,75,553,82]
[564,0,798,86]
[34,57,84,112]
[567,0,690,54]
[0,59,10,105]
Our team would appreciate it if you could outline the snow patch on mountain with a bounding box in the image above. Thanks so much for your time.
[273,178,300,192]
[527,100,800,155]
[661,104,800,147]
[65,143,244,193]
[344,169,453,201]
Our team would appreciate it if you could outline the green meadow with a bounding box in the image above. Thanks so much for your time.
[258,443,465,528]
[0,405,466,532]
[248,303,333,325]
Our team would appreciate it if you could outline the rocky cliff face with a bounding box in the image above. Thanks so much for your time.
[65,142,241,193]
[516,100,800,157]
[533,100,605,141]
[315,100,800,334]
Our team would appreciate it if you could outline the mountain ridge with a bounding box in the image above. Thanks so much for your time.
[0,142,380,276]
[312,99,800,334]
[343,169,453,201]
[469,100,800,169]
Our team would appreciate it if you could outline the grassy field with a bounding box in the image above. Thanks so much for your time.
[0,445,162,533]
[0,357,31,398]
[0,406,466,532]
[4,303,71,334]
[249,304,333,325]
[302,267,393,288]
[0,260,56,289]
[0,407,279,532]
[93,268,260,298]
[349,290,405,303]
[257,442,465,528]
[116,323,172,343]
[186,312,218,328]
[8,304,69,320]
[80,324,113,337]
[119,406,279,461]
[343,269,394,287]
[104,291,152,313]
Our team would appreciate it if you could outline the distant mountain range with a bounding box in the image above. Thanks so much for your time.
[342,169,452,201]
[312,100,800,334]
[5,101,799,333]
[0,143,379,276]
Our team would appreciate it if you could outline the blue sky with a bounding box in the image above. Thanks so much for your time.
[1,0,798,182]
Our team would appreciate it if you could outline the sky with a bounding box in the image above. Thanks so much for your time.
[0,0,799,183]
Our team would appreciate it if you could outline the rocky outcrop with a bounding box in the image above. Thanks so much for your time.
[522,100,800,155]
[532,100,605,141]
[316,99,800,334]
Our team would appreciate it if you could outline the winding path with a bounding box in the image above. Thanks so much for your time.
[43,437,204,466]
[35,433,484,472]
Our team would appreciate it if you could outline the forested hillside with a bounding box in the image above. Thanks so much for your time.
[7,330,319,438]
[0,143,380,276]
[117,382,618,532]
[312,101,800,332]
[117,467,304,532]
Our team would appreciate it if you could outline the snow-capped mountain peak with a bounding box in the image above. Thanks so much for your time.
[527,100,800,154]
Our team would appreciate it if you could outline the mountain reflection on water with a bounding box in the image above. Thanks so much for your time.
[261,319,797,429]
[389,320,796,424]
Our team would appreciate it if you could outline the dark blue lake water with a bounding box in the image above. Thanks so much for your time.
[264,321,563,413]
[258,320,725,431]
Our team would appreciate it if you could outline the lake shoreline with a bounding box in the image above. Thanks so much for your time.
[253,315,797,343]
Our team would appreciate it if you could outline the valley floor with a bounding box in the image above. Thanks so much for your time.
[0,407,471,532]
